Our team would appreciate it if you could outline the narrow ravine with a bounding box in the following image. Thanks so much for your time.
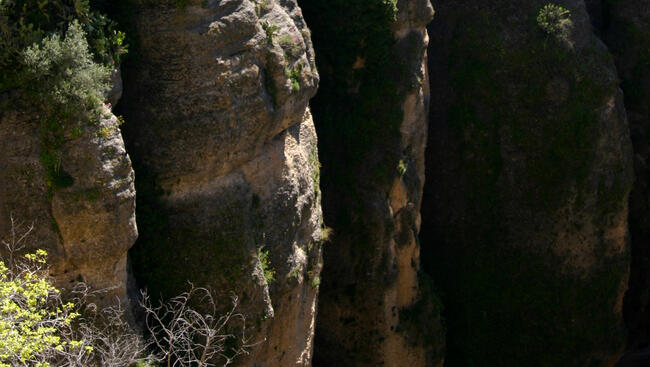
[298,0,443,366]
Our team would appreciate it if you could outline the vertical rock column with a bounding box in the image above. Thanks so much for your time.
[118,0,322,365]
[299,0,443,366]
[421,0,633,366]
[0,92,137,305]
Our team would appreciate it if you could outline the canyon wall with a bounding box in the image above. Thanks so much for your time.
[299,0,444,366]
[117,0,323,365]
[421,0,634,366]
[0,88,137,305]
[596,0,650,351]
[5,0,650,365]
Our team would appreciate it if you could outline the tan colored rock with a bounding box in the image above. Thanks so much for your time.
[0,92,137,305]
[301,0,443,365]
[597,0,650,351]
[119,0,322,365]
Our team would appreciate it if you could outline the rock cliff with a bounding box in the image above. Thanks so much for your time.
[117,0,323,365]
[299,0,444,366]
[0,91,137,305]
[421,0,633,366]
[594,0,650,351]
[5,0,650,365]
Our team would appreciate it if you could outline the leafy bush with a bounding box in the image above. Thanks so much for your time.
[22,20,110,115]
[0,249,86,366]
[257,247,275,284]
[0,1,128,197]
[0,218,256,367]
[537,3,572,40]
[0,0,127,90]
[0,219,148,367]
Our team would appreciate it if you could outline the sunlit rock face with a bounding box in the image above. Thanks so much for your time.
[0,92,137,306]
[117,0,323,365]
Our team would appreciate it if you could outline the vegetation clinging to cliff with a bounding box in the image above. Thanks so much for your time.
[0,0,127,196]
[0,0,126,92]
[1,220,254,367]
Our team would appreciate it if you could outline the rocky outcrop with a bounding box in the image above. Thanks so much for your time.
[594,0,650,351]
[117,0,323,365]
[421,0,633,366]
[0,91,137,305]
[298,0,443,366]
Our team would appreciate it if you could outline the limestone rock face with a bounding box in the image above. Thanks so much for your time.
[118,0,322,365]
[0,92,137,305]
[421,1,633,366]
[299,0,443,366]
[596,0,650,350]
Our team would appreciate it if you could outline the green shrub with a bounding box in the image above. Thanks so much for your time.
[1,219,254,367]
[537,3,572,39]
[0,0,126,91]
[1,1,128,198]
[0,250,86,366]
[262,22,280,44]
[22,20,110,115]
[258,247,275,284]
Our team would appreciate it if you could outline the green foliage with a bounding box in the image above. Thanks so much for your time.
[537,3,572,39]
[311,276,320,289]
[0,0,127,90]
[0,1,127,198]
[278,34,302,59]
[22,20,110,112]
[285,62,303,93]
[21,20,110,195]
[257,247,275,284]
[262,22,280,44]
[84,12,128,65]
[175,0,188,9]
[308,146,321,196]
[397,159,407,176]
[0,250,87,366]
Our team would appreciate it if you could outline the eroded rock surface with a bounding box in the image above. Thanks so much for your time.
[119,0,323,365]
[593,0,650,351]
[421,0,633,366]
[299,0,443,366]
[0,92,137,305]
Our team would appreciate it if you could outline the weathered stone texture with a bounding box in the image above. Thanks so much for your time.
[0,92,137,305]
[421,0,633,366]
[119,0,323,365]
[596,0,650,351]
[299,0,443,365]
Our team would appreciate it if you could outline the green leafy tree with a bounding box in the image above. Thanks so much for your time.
[0,250,88,366]
[0,219,149,367]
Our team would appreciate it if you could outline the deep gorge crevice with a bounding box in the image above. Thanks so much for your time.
[298,0,442,366]
[4,0,650,366]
